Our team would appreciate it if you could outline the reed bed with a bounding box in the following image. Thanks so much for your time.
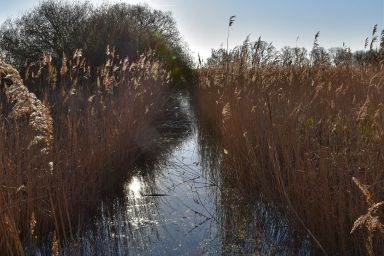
[0,49,173,254]
[196,37,384,255]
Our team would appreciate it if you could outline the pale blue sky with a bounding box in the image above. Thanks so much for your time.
[0,0,383,60]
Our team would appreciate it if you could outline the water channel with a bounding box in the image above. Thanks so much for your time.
[61,94,313,255]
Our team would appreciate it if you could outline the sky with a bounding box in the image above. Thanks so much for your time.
[0,0,383,60]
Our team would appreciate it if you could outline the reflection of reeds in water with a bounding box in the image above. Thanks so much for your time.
[64,99,315,255]
[63,176,163,256]
[197,122,313,255]
[56,95,193,255]
[196,37,384,255]
[0,49,176,254]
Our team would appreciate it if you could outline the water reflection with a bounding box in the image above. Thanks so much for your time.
[198,120,313,255]
[63,94,313,255]
[127,177,143,199]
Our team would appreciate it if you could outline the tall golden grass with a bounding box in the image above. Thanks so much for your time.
[0,48,173,254]
[196,36,384,255]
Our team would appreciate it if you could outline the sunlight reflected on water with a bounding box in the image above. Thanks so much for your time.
[61,94,312,255]
[127,177,143,199]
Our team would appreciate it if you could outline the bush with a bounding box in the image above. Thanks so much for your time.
[0,0,193,88]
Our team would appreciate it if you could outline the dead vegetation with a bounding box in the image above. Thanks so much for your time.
[0,48,173,254]
[196,30,384,255]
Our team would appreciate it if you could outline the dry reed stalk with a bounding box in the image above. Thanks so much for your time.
[1,59,55,255]
[196,38,384,255]
[0,49,172,254]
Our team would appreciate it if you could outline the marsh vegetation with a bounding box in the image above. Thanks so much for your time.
[196,28,384,255]
[0,1,384,255]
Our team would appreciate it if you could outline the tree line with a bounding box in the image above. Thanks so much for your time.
[0,0,193,87]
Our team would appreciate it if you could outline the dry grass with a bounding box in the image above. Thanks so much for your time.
[0,48,172,254]
[1,59,54,255]
[196,37,384,255]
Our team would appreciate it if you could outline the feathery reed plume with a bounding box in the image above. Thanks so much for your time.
[370,24,378,51]
[196,31,384,254]
[222,102,231,124]
[313,31,320,49]
[227,15,236,54]
[0,48,175,254]
[351,177,384,256]
[0,59,53,155]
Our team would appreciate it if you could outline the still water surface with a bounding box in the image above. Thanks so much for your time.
[67,95,312,255]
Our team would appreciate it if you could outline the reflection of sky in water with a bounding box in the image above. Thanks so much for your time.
[63,95,311,255]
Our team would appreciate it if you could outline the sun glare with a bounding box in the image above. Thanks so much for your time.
[128,177,142,198]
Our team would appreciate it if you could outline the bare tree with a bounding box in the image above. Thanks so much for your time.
[0,1,92,66]
[0,1,192,74]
